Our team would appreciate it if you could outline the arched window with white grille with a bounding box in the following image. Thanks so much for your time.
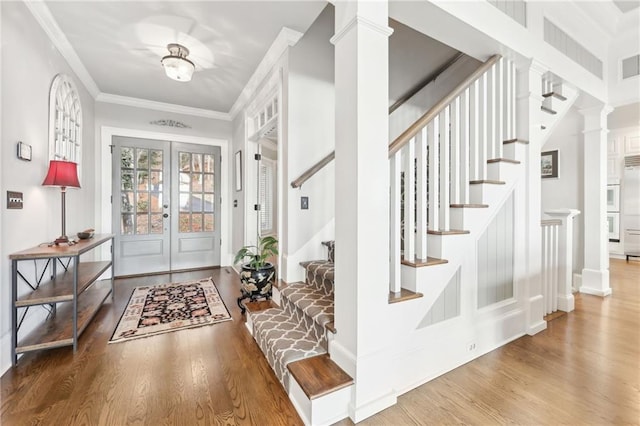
[49,74,82,164]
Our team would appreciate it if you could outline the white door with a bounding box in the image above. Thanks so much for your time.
[113,137,221,276]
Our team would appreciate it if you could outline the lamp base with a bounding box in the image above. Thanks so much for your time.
[54,236,70,245]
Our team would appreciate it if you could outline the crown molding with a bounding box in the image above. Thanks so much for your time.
[24,0,100,98]
[96,93,231,121]
[229,26,303,119]
[330,15,394,46]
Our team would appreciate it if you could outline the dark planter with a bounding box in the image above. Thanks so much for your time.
[237,262,275,313]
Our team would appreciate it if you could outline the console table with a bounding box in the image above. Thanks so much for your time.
[9,234,114,366]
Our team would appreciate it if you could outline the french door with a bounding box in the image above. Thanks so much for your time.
[112,136,221,276]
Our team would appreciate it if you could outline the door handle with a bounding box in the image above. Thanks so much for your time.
[163,213,169,218]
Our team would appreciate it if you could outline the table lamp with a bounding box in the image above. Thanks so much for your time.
[42,160,81,244]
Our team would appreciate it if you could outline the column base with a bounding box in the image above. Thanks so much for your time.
[579,268,612,297]
[557,294,575,312]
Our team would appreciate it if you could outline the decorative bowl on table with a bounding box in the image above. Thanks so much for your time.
[77,231,94,240]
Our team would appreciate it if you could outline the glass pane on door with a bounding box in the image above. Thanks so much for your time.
[177,151,215,233]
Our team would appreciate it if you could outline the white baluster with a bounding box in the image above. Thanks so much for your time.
[460,88,470,204]
[389,153,401,293]
[469,80,480,181]
[487,64,496,160]
[428,117,440,230]
[439,108,450,231]
[478,73,488,180]
[495,58,504,159]
[403,138,416,262]
[511,61,516,141]
[505,59,512,142]
[416,127,428,260]
[552,224,559,312]
[450,97,461,205]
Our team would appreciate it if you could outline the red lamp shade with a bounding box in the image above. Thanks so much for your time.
[42,160,81,188]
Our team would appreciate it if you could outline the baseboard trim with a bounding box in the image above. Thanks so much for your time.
[348,390,397,424]
[579,286,613,297]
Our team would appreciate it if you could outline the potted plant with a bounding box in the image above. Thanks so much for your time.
[234,235,278,313]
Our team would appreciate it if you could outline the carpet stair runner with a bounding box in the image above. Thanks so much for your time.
[248,241,336,390]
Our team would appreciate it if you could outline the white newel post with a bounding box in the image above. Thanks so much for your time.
[517,59,546,335]
[545,209,581,312]
[332,1,395,422]
[579,105,613,297]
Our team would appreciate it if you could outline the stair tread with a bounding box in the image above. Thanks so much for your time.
[251,308,328,386]
[469,179,505,185]
[487,158,520,164]
[503,138,529,145]
[287,354,353,400]
[450,203,489,208]
[541,105,557,115]
[543,91,567,101]
[389,288,423,304]
[280,283,334,329]
[427,229,470,235]
[401,256,448,268]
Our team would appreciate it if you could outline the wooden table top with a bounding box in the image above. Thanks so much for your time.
[9,234,114,260]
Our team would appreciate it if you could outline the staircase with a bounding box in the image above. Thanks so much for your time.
[245,242,346,384]
[243,56,578,425]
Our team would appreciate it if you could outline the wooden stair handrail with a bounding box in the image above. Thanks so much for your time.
[291,151,335,188]
[388,54,502,157]
[290,54,501,188]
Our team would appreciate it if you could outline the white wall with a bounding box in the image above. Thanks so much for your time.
[0,2,96,374]
[541,108,584,273]
[283,5,336,282]
[231,113,245,255]
[389,55,480,142]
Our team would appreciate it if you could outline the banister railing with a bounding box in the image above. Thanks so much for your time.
[290,51,469,189]
[388,54,501,157]
[389,54,516,293]
[290,152,335,188]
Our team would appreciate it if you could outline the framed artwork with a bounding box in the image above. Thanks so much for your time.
[541,150,559,179]
[607,212,620,242]
[234,150,242,192]
[606,184,620,212]
[17,141,32,161]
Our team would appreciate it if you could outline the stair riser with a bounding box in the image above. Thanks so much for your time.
[503,143,527,162]
[426,233,471,260]
[487,161,519,181]
[470,183,505,205]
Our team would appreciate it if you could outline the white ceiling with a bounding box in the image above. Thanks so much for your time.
[45,1,326,114]
[612,0,640,14]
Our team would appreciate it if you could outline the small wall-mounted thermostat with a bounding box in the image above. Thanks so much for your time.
[17,141,32,161]
[7,191,23,209]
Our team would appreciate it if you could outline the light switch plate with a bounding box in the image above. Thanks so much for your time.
[7,191,23,209]
[301,196,309,210]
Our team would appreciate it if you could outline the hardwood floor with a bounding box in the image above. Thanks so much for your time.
[2,260,638,425]
[335,258,640,425]
[1,268,303,425]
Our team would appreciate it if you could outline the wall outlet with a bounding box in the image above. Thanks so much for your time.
[467,342,477,352]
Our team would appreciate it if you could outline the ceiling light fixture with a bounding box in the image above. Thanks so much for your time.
[161,43,195,82]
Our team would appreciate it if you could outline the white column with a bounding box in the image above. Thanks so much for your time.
[516,59,546,335]
[332,2,396,422]
[579,106,613,297]
[544,209,581,311]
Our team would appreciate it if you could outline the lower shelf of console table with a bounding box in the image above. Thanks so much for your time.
[16,282,112,354]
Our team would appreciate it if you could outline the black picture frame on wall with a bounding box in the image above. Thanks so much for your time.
[235,150,242,192]
[541,150,559,179]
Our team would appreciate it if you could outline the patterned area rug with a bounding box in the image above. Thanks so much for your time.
[109,277,231,344]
